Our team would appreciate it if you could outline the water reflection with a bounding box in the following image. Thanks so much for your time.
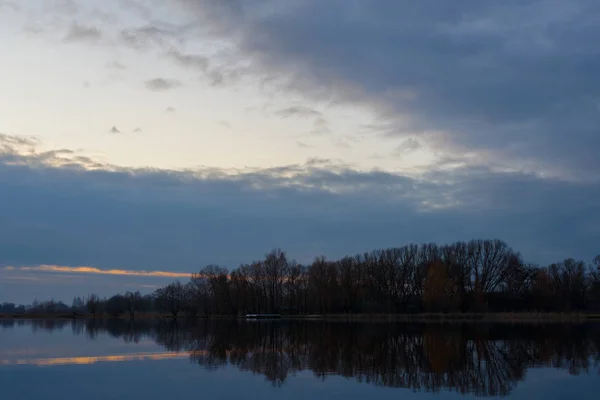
[2,319,599,397]
[0,352,188,366]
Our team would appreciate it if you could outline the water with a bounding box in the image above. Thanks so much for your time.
[1,320,599,399]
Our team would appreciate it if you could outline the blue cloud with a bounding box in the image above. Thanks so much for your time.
[1,135,598,272]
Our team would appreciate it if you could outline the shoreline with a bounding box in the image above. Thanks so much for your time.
[2,312,600,323]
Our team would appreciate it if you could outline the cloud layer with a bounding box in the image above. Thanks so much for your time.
[1,133,598,274]
[179,0,600,180]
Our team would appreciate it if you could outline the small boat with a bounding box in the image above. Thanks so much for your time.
[245,314,282,319]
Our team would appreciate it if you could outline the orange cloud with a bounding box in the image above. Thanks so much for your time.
[1,265,191,278]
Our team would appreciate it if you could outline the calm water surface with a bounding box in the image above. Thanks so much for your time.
[1,319,599,399]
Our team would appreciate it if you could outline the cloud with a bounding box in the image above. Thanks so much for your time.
[63,23,102,43]
[107,61,127,70]
[120,25,181,50]
[296,141,314,149]
[177,0,600,181]
[165,48,242,86]
[275,105,321,119]
[118,0,152,19]
[0,133,38,148]
[145,78,182,91]
[311,116,331,135]
[133,128,142,133]
[165,107,176,113]
[52,0,78,15]
[274,106,330,135]
[0,1,19,12]
[109,126,122,134]
[393,138,422,156]
[166,48,209,70]
[1,265,191,278]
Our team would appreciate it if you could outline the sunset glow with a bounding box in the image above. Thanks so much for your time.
[2,265,191,279]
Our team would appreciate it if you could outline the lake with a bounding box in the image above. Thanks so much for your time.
[1,319,599,399]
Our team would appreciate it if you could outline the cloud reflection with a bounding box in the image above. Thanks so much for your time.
[0,352,188,367]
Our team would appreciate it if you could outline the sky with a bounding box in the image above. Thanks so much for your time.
[0,0,599,304]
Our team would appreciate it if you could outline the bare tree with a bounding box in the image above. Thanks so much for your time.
[337,256,363,313]
[85,294,101,317]
[124,291,143,319]
[189,265,230,315]
[230,269,251,315]
[154,282,186,318]
[465,240,522,309]
[71,296,85,313]
[285,262,306,313]
[309,256,339,313]
[262,249,289,314]
[547,259,588,311]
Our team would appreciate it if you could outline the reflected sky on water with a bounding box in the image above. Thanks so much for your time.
[1,319,599,399]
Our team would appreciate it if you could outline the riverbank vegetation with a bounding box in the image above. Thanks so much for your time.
[2,239,599,318]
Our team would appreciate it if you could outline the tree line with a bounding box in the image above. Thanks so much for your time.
[148,240,600,316]
[2,239,599,316]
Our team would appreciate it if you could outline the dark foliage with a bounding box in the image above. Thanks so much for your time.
[3,240,599,316]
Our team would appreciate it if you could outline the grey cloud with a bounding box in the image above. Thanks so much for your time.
[275,105,322,119]
[118,0,152,19]
[333,135,361,150]
[165,48,241,86]
[167,48,210,70]
[0,133,38,148]
[394,138,422,156]
[0,1,19,12]
[23,24,45,35]
[63,23,102,43]
[109,126,122,134]
[296,141,315,149]
[165,107,176,113]
[145,78,182,91]
[51,0,78,15]
[179,0,600,180]
[1,139,598,280]
[311,116,331,135]
[107,61,127,70]
[274,106,330,135]
[120,25,181,50]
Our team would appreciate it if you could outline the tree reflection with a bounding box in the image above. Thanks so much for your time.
[18,319,600,396]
